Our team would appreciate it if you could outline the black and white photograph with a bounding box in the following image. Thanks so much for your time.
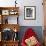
[24,6,36,20]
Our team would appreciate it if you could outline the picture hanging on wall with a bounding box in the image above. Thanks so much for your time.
[24,6,36,20]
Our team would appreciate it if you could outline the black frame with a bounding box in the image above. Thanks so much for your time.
[24,6,36,20]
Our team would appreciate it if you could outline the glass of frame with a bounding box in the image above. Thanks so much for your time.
[24,6,36,20]
[2,10,9,15]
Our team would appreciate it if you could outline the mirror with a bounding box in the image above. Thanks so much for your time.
[0,15,1,24]
[0,32,1,41]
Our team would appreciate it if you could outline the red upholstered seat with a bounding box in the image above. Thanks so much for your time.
[21,28,41,46]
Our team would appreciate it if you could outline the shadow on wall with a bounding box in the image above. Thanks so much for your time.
[18,26,43,44]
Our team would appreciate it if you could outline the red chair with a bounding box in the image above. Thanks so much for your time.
[21,28,41,46]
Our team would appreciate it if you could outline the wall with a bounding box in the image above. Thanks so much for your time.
[0,0,44,26]
[18,0,44,26]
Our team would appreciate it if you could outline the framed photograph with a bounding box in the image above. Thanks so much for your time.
[24,6,36,20]
[2,10,9,15]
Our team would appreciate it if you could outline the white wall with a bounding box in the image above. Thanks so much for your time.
[0,0,44,26]
[18,0,44,26]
